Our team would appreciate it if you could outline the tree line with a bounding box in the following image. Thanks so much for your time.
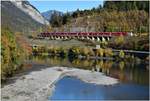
[49,1,149,30]
[103,1,149,12]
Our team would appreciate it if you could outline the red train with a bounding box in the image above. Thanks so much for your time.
[38,32,129,37]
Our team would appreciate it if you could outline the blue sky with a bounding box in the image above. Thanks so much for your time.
[29,1,104,13]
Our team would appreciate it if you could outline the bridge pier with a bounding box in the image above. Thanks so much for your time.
[102,37,106,42]
[39,33,114,42]
[55,36,59,40]
[65,36,67,39]
[92,37,95,41]
[60,36,62,39]
[67,36,71,39]
[50,36,53,40]
[88,37,92,40]
[62,36,65,39]
[54,36,57,40]
[87,36,90,40]
[81,36,85,40]
[39,32,128,42]
[107,37,110,41]
[50,36,111,42]
[97,37,100,41]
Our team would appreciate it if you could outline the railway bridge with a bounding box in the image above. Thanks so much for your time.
[37,32,132,42]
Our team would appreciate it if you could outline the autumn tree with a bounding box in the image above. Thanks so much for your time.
[50,11,63,27]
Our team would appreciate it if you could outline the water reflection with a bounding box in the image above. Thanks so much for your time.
[29,55,149,86]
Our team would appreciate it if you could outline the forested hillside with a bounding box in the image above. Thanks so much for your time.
[49,1,149,34]
[103,1,149,12]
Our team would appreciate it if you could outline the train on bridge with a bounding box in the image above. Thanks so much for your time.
[37,32,133,41]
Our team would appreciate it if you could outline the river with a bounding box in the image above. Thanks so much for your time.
[28,55,149,100]
[2,55,149,100]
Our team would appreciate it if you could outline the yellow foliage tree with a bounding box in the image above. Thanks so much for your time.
[97,48,104,57]
[104,48,113,57]
[119,50,125,58]
[115,35,124,45]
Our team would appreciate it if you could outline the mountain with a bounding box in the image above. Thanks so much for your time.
[42,10,63,21]
[1,1,49,33]
[11,1,49,25]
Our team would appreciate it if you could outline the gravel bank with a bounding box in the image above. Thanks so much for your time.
[1,67,118,101]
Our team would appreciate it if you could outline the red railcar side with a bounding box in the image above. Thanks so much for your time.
[40,32,128,37]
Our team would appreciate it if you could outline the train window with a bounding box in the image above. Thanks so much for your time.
[59,33,63,35]
[88,33,91,35]
[82,33,85,35]
[106,32,109,35]
[73,33,77,36]
[98,32,102,35]
[93,33,96,36]
[78,33,81,36]
[123,32,127,35]
[46,33,49,37]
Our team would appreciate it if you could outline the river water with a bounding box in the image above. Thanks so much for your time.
[29,56,149,100]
